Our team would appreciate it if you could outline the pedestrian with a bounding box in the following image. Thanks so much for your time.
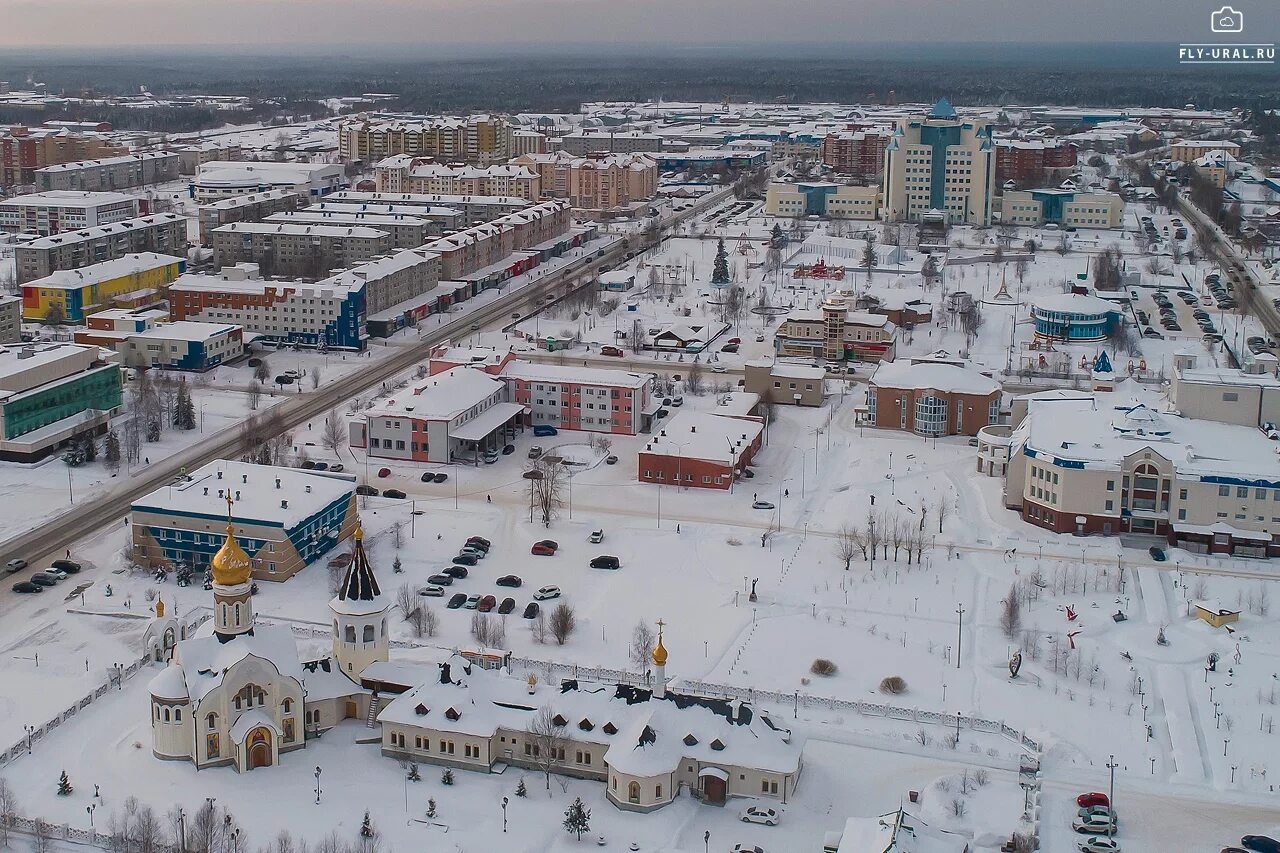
[784,489,789,497]
[145,457,149,465]
[753,492,757,501]
[487,495,492,503]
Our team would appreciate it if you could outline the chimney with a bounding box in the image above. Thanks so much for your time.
[281,499,289,509]
[217,489,224,499]
[203,488,208,496]
[217,470,223,480]
[691,425,697,433]
[305,485,312,494]
[235,490,241,501]
[242,474,248,484]
[275,479,281,489]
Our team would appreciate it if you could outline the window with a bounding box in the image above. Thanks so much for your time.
[1219,485,1230,497]
[1106,480,1115,491]
[363,624,375,642]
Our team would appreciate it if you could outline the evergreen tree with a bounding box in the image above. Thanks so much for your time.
[769,223,787,249]
[441,768,454,785]
[359,810,374,838]
[515,778,528,798]
[56,771,72,796]
[80,434,98,463]
[393,556,403,574]
[105,429,122,472]
[562,797,590,840]
[175,376,197,430]
[146,418,161,443]
[407,762,420,782]
[711,238,730,285]
[425,798,437,819]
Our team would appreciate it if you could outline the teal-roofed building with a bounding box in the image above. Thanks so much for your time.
[883,100,995,226]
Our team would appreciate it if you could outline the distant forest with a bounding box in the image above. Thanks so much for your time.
[0,44,1274,131]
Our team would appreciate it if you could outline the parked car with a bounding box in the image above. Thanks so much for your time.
[1243,837,1280,853]
[496,575,523,588]
[446,593,467,609]
[531,542,557,556]
[356,485,379,497]
[464,594,482,610]
[428,574,455,586]
[274,375,295,385]
[522,602,541,619]
[452,553,479,567]
[1073,815,1118,834]
[434,472,449,483]
[721,343,739,354]
[711,364,727,373]
[731,845,767,853]
[670,396,684,407]
[1148,546,1166,562]
[11,581,42,593]
[312,462,329,471]
[528,445,544,459]
[329,463,344,473]
[533,425,559,437]
[752,500,775,510]
[740,806,780,826]
[502,444,516,455]
[755,334,765,343]
[1076,793,1110,809]
[467,536,491,549]
[419,585,446,597]
[421,471,436,482]
[51,559,81,574]
[478,595,496,612]
[590,555,621,570]
[1077,806,1115,822]
[384,489,407,500]
[605,455,618,465]
[29,573,57,587]
[498,597,516,615]
[537,539,558,551]
[600,345,625,357]
[377,468,391,478]
[483,450,500,464]
[589,529,604,544]
[533,585,561,601]
[444,565,470,579]
[1077,839,1121,853]
[43,567,67,581]
[5,559,27,574]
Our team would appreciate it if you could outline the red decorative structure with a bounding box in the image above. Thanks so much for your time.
[792,258,847,281]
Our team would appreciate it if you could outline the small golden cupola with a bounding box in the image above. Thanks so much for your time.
[211,494,253,587]
[652,619,668,667]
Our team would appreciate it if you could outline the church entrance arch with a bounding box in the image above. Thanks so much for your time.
[247,728,272,770]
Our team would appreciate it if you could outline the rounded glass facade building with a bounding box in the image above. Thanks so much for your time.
[1032,292,1117,343]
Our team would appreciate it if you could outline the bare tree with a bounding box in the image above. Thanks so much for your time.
[32,819,53,853]
[549,602,577,645]
[1000,582,1023,638]
[410,603,437,638]
[0,777,16,847]
[836,523,860,570]
[132,805,166,853]
[310,367,321,390]
[526,706,568,790]
[936,498,951,533]
[629,620,656,671]
[321,408,345,455]
[686,360,706,396]
[531,610,548,644]
[527,458,567,526]
[890,518,907,561]
[247,381,263,411]
[253,359,271,385]
[470,612,507,648]
[396,583,417,621]
[865,510,883,565]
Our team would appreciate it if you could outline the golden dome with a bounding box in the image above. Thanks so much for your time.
[211,495,253,586]
[652,620,668,667]
[154,598,165,618]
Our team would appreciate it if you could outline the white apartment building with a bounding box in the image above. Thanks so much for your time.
[883,99,995,226]
[0,190,139,235]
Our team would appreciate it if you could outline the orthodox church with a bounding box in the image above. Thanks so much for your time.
[147,498,388,772]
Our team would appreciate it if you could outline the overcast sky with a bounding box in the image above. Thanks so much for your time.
[0,0,1274,47]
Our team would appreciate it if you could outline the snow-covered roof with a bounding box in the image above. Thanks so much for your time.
[212,221,389,239]
[370,365,504,422]
[128,321,238,343]
[1032,291,1118,316]
[229,709,281,744]
[131,460,355,529]
[19,214,184,250]
[871,360,1000,396]
[195,161,341,188]
[200,189,299,211]
[162,624,303,705]
[0,190,137,209]
[23,252,184,290]
[832,809,968,853]
[642,412,763,465]
[500,360,651,389]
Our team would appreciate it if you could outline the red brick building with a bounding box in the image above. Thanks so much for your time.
[1,127,128,189]
[994,140,1076,184]
[638,412,764,491]
[821,127,892,178]
[866,359,1002,437]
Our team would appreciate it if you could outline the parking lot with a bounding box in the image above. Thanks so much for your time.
[1129,283,1229,344]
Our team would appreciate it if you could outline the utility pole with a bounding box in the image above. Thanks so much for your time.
[955,605,965,670]
[1106,754,1118,840]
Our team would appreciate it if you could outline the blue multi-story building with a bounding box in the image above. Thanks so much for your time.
[1032,292,1118,343]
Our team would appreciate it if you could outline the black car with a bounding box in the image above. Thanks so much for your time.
[29,574,57,587]
[465,536,491,551]
[452,553,478,567]
[447,593,468,609]
[498,597,516,615]
[427,574,454,586]
[356,485,379,497]
[301,460,317,469]
[421,472,435,482]
[384,489,407,499]
[502,444,516,455]
[51,559,81,573]
[312,462,329,471]
[590,555,621,570]
[444,565,469,579]
[11,581,42,593]
[275,375,295,385]
[522,602,540,619]
[1242,837,1280,853]
[434,472,449,483]
[496,574,522,588]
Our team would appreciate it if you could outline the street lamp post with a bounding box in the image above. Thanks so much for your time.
[1105,754,1118,840]
[502,796,509,832]
[314,766,322,804]
[955,605,965,670]
[24,725,33,754]
[86,804,95,829]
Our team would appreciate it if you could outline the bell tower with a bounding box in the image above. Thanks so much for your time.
[211,495,254,643]
[330,525,389,680]
[652,619,668,698]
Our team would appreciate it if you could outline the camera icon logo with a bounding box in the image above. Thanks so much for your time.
[1211,5,1244,32]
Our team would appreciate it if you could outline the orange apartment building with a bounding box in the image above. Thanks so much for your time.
[1,126,128,189]
[512,152,657,213]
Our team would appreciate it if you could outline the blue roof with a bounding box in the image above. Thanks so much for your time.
[929,98,957,119]
[1093,350,1113,374]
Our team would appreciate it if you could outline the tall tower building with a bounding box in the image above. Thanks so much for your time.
[211,496,255,643]
[883,98,995,227]
[330,525,390,679]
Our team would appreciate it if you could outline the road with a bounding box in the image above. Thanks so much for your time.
[0,184,739,583]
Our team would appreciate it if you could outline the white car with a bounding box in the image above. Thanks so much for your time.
[1072,815,1117,834]
[751,500,775,510]
[740,806,779,826]
[464,594,482,610]
[589,529,604,544]
[43,567,68,580]
[1077,838,1121,853]
[418,585,445,597]
[534,585,561,601]
[731,845,767,853]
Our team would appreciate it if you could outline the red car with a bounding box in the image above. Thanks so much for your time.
[377,467,391,478]
[477,595,496,613]
[531,542,556,556]
[727,337,741,345]
[1076,792,1109,809]
[600,345,624,357]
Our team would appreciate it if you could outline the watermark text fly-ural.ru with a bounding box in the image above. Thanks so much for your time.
[1179,44,1275,63]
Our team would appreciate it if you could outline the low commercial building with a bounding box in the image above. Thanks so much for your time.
[0,190,139,235]
[351,366,522,464]
[822,808,969,853]
[638,411,764,490]
[1000,189,1122,228]
[130,460,358,580]
[764,182,879,220]
[36,152,180,192]
[743,359,825,406]
[1031,292,1119,344]
[21,252,186,322]
[177,142,244,175]
[0,342,123,461]
[192,161,346,202]
[210,222,392,278]
[117,321,244,372]
[1192,601,1241,629]
[775,295,897,363]
[652,149,767,173]
[866,357,1002,437]
[1170,354,1280,428]
[14,213,187,284]
[1004,387,1280,556]
[198,190,304,245]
